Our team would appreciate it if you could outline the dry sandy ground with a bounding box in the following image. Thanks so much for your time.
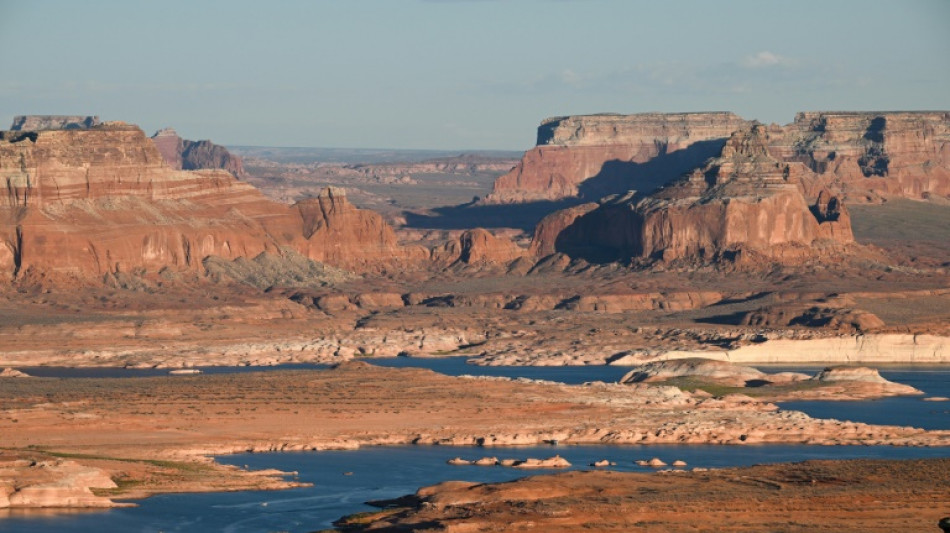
[334,458,950,533]
[1,363,948,509]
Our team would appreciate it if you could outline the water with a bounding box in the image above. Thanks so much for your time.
[764,366,950,431]
[3,444,948,533]
[3,359,948,531]
[16,358,950,429]
[367,355,632,384]
[16,363,329,379]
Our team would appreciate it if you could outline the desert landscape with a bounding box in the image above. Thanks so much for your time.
[1,2,949,531]
[0,109,948,531]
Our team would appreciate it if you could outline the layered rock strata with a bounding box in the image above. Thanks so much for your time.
[486,112,751,203]
[10,115,100,131]
[534,125,853,263]
[151,127,246,178]
[0,122,419,281]
[772,111,950,201]
[491,111,950,206]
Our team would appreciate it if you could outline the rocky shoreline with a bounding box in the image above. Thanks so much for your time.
[1,363,948,511]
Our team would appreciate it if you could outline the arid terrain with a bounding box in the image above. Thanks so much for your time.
[0,113,948,530]
[2,363,948,510]
[333,458,950,532]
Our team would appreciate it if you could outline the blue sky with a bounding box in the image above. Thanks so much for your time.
[1,0,948,150]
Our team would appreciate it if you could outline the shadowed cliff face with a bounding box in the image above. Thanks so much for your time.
[495,111,950,212]
[771,111,950,201]
[534,125,854,264]
[486,112,751,204]
[151,128,246,179]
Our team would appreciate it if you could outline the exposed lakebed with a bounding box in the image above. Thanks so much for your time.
[15,358,950,430]
[3,444,950,533]
[4,358,947,532]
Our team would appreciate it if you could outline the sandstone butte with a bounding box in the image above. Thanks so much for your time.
[0,118,537,283]
[486,112,752,204]
[530,124,854,263]
[489,110,950,205]
[150,127,247,179]
[0,121,451,282]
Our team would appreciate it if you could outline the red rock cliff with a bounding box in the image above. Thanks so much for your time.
[485,112,751,204]
[151,127,246,179]
[0,123,417,281]
[769,111,950,201]
[533,125,853,263]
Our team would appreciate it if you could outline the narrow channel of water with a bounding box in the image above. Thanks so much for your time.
[3,444,948,533]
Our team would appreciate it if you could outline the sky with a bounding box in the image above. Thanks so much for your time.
[1,0,948,150]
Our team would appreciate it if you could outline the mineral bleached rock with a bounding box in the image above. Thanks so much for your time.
[648,334,950,364]
[11,115,100,131]
[533,124,854,263]
[812,366,889,384]
[620,358,770,387]
[486,112,751,203]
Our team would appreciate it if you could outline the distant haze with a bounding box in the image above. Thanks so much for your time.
[1,0,948,150]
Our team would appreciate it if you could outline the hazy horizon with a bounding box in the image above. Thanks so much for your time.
[2,0,948,151]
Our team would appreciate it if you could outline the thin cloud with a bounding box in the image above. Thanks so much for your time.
[742,51,796,69]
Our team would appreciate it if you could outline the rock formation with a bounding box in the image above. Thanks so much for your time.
[151,127,246,179]
[0,121,420,282]
[432,228,526,267]
[486,112,751,203]
[620,358,773,387]
[489,111,950,206]
[10,115,100,131]
[770,111,950,201]
[533,125,854,263]
[295,187,426,270]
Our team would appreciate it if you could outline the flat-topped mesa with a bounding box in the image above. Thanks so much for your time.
[10,115,100,131]
[485,112,751,204]
[0,122,421,281]
[150,128,246,179]
[533,124,854,264]
[772,111,950,201]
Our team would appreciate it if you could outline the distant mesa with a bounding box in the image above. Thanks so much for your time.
[492,110,950,207]
[486,112,751,204]
[10,115,101,131]
[151,127,246,179]
[0,119,424,283]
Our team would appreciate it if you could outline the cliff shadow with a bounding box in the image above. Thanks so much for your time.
[402,198,582,232]
[576,138,727,201]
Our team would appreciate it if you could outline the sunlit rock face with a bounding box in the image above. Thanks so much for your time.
[532,125,854,263]
[485,112,752,204]
[0,122,420,281]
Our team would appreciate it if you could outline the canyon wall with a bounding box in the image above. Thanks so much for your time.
[533,125,853,263]
[493,111,950,207]
[151,127,246,179]
[485,112,751,203]
[0,122,418,281]
[771,111,950,201]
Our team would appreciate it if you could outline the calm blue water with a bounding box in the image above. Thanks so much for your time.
[2,444,948,533]
[17,363,329,379]
[16,358,950,429]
